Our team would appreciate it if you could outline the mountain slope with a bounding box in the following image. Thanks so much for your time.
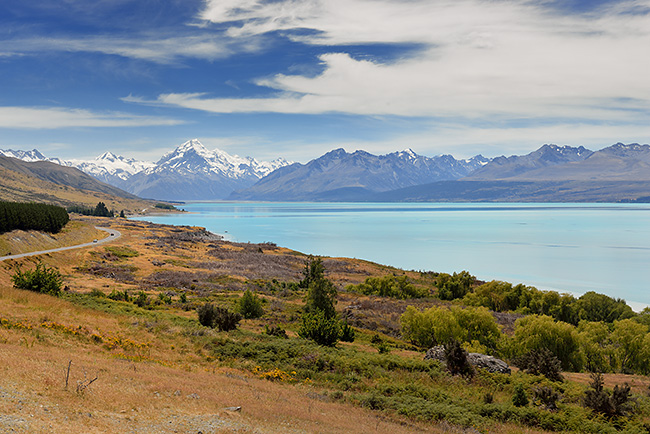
[0,156,152,211]
[67,152,155,188]
[124,139,291,200]
[465,144,593,180]
[230,148,489,201]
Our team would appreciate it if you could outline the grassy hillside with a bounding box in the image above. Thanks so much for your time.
[0,218,648,433]
[0,157,153,213]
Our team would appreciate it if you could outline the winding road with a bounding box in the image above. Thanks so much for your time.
[0,227,121,262]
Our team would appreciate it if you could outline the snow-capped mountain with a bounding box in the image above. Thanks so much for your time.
[0,148,61,164]
[1,140,292,200]
[122,139,292,200]
[66,152,156,188]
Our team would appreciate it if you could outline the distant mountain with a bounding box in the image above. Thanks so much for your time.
[66,152,155,188]
[230,148,489,201]
[371,143,650,202]
[1,140,291,201]
[465,144,593,180]
[124,139,291,200]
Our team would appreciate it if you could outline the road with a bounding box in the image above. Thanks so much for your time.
[0,227,121,262]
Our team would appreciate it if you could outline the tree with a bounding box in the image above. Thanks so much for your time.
[298,310,341,346]
[514,348,564,381]
[576,292,634,323]
[583,372,636,418]
[93,202,113,217]
[302,256,337,319]
[238,289,264,319]
[512,384,529,407]
[611,319,649,373]
[119,210,126,218]
[511,315,582,371]
[436,271,474,300]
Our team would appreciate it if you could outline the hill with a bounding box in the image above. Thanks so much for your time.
[0,156,152,212]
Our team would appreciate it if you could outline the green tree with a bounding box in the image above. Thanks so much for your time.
[302,256,337,319]
[238,289,264,319]
[436,271,474,300]
[93,201,113,217]
[510,315,582,371]
[577,321,614,373]
[298,310,342,346]
[611,318,649,374]
[576,292,634,323]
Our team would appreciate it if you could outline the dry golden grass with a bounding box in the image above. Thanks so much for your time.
[0,220,105,256]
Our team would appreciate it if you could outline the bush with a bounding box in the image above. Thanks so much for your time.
[514,348,564,381]
[134,290,148,307]
[346,275,426,299]
[436,271,474,300]
[513,384,529,407]
[238,289,264,319]
[533,386,561,411]
[264,325,288,338]
[340,322,356,342]
[198,303,241,331]
[444,339,474,378]
[301,256,337,319]
[299,310,341,346]
[583,372,637,418]
[11,262,63,296]
[108,289,130,301]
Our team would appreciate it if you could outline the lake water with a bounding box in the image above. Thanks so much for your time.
[132,202,650,309]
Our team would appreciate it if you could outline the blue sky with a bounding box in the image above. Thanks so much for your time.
[1,0,649,162]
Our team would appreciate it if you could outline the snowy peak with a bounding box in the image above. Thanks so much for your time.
[0,148,50,162]
[152,139,292,180]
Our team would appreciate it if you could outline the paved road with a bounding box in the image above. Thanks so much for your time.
[0,227,121,262]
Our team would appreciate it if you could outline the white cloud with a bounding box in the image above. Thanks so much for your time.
[135,0,649,126]
[0,106,185,129]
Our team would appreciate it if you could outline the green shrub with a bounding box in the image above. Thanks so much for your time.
[583,372,637,418]
[264,325,288,338]
[104,246,139,258]
[108,289,130,301]
[514,348,564,381]
[436,271,474,300]
[299,310,341,346]
[89,288,105,298]
[134,290,148,308]
[346,275,426,299]
[11,262,63,296]
[533,385,561,411]
[238,289,264,319]
[301,256,337,319]
[198,303,241,331]
[513,384,529,407]
[340,322,356,342]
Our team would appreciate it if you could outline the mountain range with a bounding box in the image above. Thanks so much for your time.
[229,148,489,201]
[1,140,291,201]
[3,141,650,202]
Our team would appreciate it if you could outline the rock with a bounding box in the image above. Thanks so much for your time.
[424,345,511,374]
[223,406,241,412]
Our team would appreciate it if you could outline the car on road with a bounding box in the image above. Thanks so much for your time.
[93,239,98,243]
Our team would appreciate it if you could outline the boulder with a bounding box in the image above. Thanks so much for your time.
[424,345,511,374]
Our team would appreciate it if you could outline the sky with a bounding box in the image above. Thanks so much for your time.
[1,0,649,163]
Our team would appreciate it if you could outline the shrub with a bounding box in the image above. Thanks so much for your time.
[514,348,564,381]
[299,310,341,346]
[89,288,105,297]
[198,304,241,331]
[264,325,288,338]
[512,384,529,407]
[533,386,561,411]
[436,271,474,300]
[11,262,63,296]
[583,372,636,418]
[346,275,426,299]
[339,322,356,342]
[238,289,264,319]
[134,290,148,307]
[108,289,130,301]
[444,339,474,378]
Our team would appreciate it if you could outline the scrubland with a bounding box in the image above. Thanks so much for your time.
[0,216,648,433]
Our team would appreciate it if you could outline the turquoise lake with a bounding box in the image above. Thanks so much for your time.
[132,202,650,309]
